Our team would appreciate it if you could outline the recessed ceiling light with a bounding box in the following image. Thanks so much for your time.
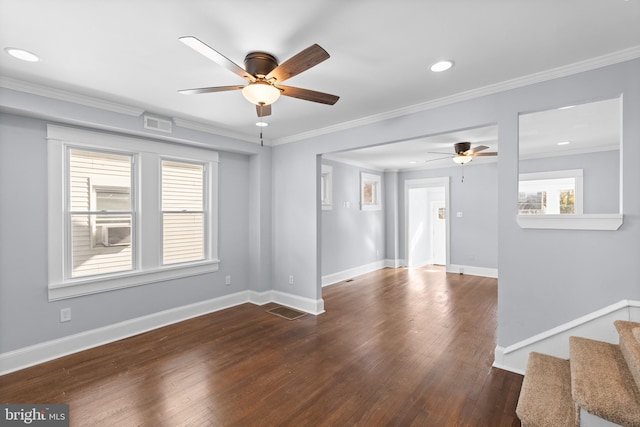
[256,121,268,127]
[430,60,454,73]
[557,141,571,146]
[4,47,40,62]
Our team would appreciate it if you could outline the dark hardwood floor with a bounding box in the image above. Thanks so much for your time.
[0,267,523,426]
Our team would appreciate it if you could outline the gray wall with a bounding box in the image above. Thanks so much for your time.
[271,58,640,348]
[0,112,261,353]
[320,159,385,276]
[399,162,499,269]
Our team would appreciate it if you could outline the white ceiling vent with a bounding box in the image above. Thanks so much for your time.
[144,115,172,133]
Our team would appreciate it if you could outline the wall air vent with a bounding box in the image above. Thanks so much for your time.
[143,115,173,133]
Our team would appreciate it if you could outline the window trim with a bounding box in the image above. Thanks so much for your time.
[517,169,623,230]
[321,164,333,210]
[47,125,219,301]
[360,172,382,211]
[518,169,584,215]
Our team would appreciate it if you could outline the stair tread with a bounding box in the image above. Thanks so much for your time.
[516,352,577,427]
[570,336,640,426]
[615,320,640,393]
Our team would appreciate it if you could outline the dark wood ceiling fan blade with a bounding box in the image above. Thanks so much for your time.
[278,85,339,105]
[178,85,245,95]
[471,152,498,157]
[256,104,272,117]
[427,151,456,156]
[265,44,330,83]
[179,36,256,82]
[424,156,454,163]
[468,145,490,154]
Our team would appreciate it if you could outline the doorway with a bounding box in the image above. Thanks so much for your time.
[405,177,449,268]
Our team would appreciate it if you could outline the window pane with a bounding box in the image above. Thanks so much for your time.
[69,149,133,278]
[163,213,204,265]
[96,189,130,211]
[69,149,131,212]
[71,214,133,277]
[162,161,203,211]
[162,160,205,265]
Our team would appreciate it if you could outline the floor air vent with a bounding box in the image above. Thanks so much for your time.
[144,115,172,133]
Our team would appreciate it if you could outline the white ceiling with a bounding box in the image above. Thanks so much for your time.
[1,0,639,158]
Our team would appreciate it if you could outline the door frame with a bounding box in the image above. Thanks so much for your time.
[404,177,450,268]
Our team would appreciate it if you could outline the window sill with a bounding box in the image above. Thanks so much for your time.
[48,260,220,301]
[517,214,623,231]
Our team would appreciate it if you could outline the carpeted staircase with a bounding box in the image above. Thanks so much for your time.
[516,320,640,426]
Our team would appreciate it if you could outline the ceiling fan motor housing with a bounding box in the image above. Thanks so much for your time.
[244,52,278,78]
[454,142,471,154]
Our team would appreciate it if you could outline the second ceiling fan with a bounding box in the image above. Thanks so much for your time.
[429,142,498,164]
[178,36,340,117]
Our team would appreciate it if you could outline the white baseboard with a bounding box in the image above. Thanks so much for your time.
[0,289,324,375]
[321,260,386,287]
[447,264,498,278]
[494,299,640,374]
[385,258,403,268]
[248,289,324,314]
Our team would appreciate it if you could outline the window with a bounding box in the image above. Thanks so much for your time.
[361,172,381,211]
[69,149,133,278]
[162,160,205,265]
[321,164,333,210]
[48,125,219,300]
[518,169,583,215]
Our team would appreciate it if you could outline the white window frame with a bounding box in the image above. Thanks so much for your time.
[47,125,219,300]
[517,168,623,230]
[360,172,382,211]
[518,169,584,215]
[321,164,333,210]
[160,158,207,266]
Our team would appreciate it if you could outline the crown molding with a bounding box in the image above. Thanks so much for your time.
[0,76,145,117]
[172,117,268,145]
[272,46,640,146]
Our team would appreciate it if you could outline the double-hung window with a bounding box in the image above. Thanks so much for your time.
[161,160,205,265]
[48,125,219,300]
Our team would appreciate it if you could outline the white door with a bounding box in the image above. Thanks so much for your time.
[407,187,429,268]
[431,201,446,265]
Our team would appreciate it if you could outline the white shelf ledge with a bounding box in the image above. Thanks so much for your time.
[517,214,623,231]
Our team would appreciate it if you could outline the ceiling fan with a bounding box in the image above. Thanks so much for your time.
[428,142,498,165]
[178,36,340,117]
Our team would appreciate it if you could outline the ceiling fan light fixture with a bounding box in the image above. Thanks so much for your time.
[453,155,472,165]
[242,81,281,106]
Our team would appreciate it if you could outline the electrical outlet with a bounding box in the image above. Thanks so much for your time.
[225,275,231,286]
[60,308,71,323]
[288,275,294,285]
